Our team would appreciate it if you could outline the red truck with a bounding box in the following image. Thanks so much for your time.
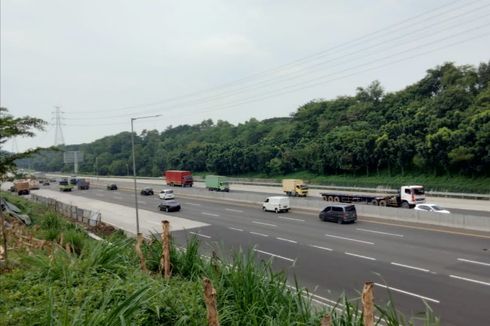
[164,170,193,187]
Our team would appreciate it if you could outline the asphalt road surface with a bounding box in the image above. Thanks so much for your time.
[34,183,490,326]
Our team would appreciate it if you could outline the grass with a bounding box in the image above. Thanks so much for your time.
[0,192,440,325]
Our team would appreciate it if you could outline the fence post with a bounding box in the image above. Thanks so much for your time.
[135,232,147,272]
[203,278,219,326]
[160,220,171,279]
[320,314,331,326]
[362,282,374,326]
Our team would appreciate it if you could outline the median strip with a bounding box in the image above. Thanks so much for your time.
[356,228,404,237]
[457,258,490,267]
[449,275,490,287]
[325,234,374,245]
[390,262,430,273]
[250,231,269,237]
[189,231,211,239]
[345,252,376,261]
[253,249,295,262]
[201,212,220,217]
[309,245,333,252]
[252,221,277,227]
[276,237,298,244]
[374,283,440,304]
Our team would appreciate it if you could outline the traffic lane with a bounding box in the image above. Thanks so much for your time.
[54,185,490,278]
[66,176,490,217]
[172,224,490,326]
[45,186,490,284]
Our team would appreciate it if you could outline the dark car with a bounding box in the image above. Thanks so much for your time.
[158,199,181,212]
[42,180,50,186]
[107,184,118,190]
[70,177,78,185]
[319,204,357,224]
[140,187,154,196]
[59,178,69,186]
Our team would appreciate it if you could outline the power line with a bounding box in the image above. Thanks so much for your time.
[64,0,481,116]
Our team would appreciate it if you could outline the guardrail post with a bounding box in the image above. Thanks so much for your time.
[160,220,171,279]
[320,314,331,326]
[203,277,219,326]
[362,281,374,326]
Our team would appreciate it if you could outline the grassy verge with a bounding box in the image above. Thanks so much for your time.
[229,171,490,194]
[0,193,439,325]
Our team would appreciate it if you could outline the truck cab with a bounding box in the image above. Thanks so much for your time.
[399,185,425,208]
[282,179,308,197]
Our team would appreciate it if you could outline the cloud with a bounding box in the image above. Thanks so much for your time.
[191,34,266,57]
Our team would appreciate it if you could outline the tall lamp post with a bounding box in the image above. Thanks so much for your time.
[131,114,161,234]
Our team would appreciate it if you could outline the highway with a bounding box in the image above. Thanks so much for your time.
[33,183,490,326]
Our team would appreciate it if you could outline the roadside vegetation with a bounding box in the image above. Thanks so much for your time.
[17,61,490,193]
[0,193,439,325]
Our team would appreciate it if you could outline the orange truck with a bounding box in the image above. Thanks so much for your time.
[164,170,193,187]
[14,180,30,195]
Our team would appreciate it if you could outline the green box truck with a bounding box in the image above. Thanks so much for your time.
[205,175,230,192]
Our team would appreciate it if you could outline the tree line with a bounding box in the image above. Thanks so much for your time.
[17,61,490,178]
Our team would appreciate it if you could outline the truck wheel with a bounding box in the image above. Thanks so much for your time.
[275,208,279,214]
[327,196,334,202]
[334,196,340,202]
[262,206,266,211]
[379,200,387,207]
[401,201,410,209]
[371,200,378,206]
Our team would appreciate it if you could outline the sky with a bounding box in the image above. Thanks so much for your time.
[1,0,490,152]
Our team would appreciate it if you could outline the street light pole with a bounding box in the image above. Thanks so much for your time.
[131,114,161,235]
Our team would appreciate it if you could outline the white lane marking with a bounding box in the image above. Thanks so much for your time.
[276,237,297,244]
[457,258,490,267]
[95,193,105,197]
[189,232,211,239]
[139,200,147,205]
[345,252,376,261]
[325,234,374,245]
[202,212,220,217]
[254,249,295,262]
[225,208,243,213]
[391,262,430,273]
[184,202,201,206]
[310,245,333,252]
[449,275,490,287]
[356,228,404,237]
[229,227,243,232]
[250,231,269,237]
[374,283,440,304]
[252,221,277,227]
[114,196,123,200]
[277,216,305,222]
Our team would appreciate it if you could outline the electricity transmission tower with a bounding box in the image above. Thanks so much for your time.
[52,106,65,146]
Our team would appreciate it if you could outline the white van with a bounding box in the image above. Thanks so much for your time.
[262,196,290,213]
[159,189,175,200]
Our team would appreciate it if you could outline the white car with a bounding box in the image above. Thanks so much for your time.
[414,204,450,214]
[159,189,175,200]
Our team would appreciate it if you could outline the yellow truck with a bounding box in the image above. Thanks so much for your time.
[282,179,308,197]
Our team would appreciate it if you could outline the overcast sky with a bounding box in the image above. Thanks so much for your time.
[2,0,490,152]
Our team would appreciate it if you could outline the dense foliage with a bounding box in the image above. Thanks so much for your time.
[19,62,490,178]
[0,107,47,176]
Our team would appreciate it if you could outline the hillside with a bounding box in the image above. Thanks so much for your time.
[19,61,490,181]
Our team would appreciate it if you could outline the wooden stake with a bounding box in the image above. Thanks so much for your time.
[203,278,220,326]
[161,220,171,279]
[135,232,147,272]
[0,209,7,263]
[320,314,331,326]
[362,282,374,326]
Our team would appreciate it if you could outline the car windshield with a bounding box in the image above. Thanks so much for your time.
[431,205,444,211]
[345,205,356,211]
[413,187,425,195]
